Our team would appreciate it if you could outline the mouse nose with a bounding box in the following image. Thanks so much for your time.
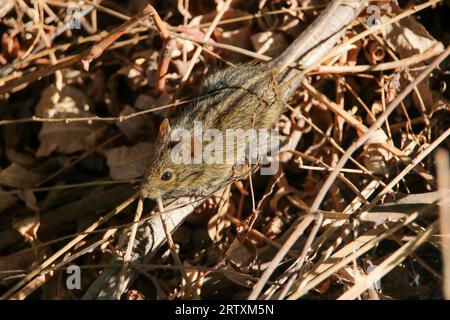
[140,182,160,199]
[139,180,151,198]
[140,187,150,199]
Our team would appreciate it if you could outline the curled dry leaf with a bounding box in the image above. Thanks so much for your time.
[18,190,38,211]
[12,190,40,244]
[5,148,36,168]
[12,210,40,243]
[345,31,363,66]
[0,163,42,188]
[337,265,380,300]
[359,128,393,176]
[104,142,153,180]
[226,238,257,270]
[379,2,444,111]
[115,105,145,140]
[385,73,402,103]
[125,289,145,300]
[222,239,257,288]
[364,40,386,65]
[35,85,103,157]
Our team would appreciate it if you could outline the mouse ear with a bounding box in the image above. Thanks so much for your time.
[158,118,171,139]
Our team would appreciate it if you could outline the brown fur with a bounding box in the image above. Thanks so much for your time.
[141,65,285,199]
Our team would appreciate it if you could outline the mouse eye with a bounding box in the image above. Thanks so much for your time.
[160,170,174,181]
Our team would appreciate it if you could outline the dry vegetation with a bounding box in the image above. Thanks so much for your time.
[0,0,449,300]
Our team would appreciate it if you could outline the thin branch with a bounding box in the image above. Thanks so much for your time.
[308,45,450,217]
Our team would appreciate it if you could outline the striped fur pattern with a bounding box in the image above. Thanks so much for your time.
[141,65,285,199]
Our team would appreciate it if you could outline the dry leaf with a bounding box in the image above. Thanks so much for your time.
[35,85,102,157]
[115,105,145,140]
[225,238,256,270]
[125,290,145,300]
[0,163,42,188]
[37,122,101,157]
[12,211,40,243]
[359,129,393,176]
[379,2,444,111]
[104,142,153,180]
[223,239,256,288]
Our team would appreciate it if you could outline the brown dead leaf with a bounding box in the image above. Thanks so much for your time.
[36,85,92,118]
[104,142,153,180]
[126,290,145,300]
[18,190,38,211]
[12,210,40,243]
[379,2,444,111]
[359,129,393,176]
[5,148,35,168]
[0,163,42,188]
[37,122,101,157]
[223,238,257,288]
[35,85,103,157]
[115,105,145,140]
[226,238,256,270]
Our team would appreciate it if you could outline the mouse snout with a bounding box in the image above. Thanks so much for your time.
[140,181,161,199]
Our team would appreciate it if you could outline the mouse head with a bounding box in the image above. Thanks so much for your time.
[140,118,206,199]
